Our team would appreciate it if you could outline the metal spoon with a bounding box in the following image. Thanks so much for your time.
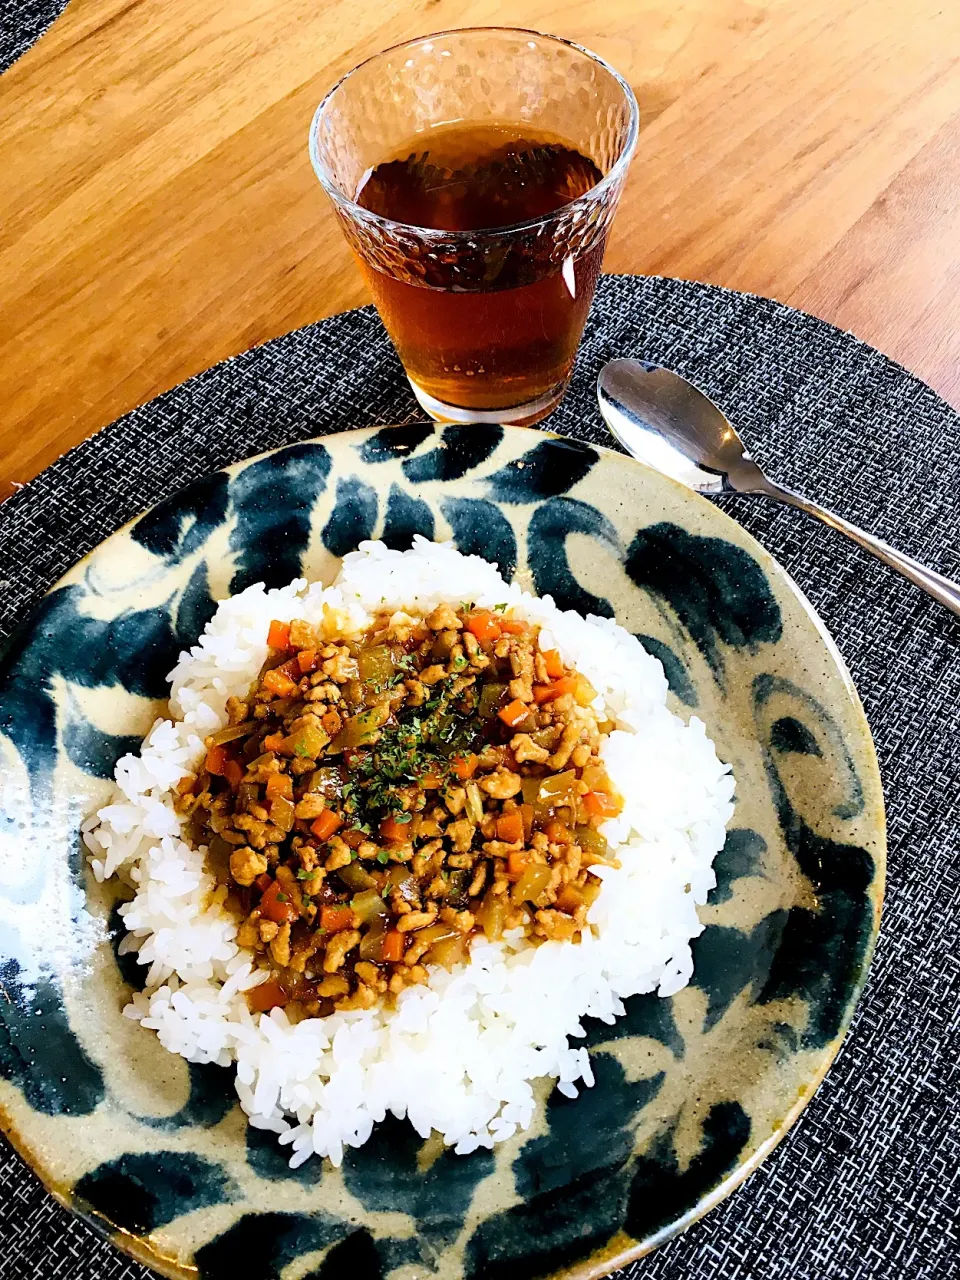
[597,357,960,620]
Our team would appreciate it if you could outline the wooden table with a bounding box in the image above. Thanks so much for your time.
[1,0,958,497]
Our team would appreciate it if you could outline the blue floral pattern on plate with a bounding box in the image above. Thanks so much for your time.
[0,423,884,1280]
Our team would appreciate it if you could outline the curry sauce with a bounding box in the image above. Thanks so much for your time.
[174,603,623,1017]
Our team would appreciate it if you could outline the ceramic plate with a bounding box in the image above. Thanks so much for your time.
[0,423,884,1280]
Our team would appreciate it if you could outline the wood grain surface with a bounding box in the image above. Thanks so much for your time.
[1,0,958,496]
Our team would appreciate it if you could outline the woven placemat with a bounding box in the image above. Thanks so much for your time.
[0,0,70,73]
[1,275,958,1279]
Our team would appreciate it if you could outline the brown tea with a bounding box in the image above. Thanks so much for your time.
[353,124,606,417]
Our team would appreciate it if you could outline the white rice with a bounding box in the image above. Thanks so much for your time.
[84,538,735,1166]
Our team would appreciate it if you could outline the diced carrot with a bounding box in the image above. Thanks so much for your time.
[247,980,288,1014]
[380,814,409,842]
[500,618,526,635]
[321,710,341,736]
[545,819,572,844]
[597,791,621,817]
[265,772,293,802]
[542,648,564,679]
[263,668,298,698]
[320,904,358,932]
[581,791,603,818]
[496,811,524,845]
[550,675,578,701]
[465,611,502,646]
[267,620,291,650]
[204,743,229,776]
[533,675,577,704]
[453,754,479,781]
[260,879,300,924]
[254,873,273,893]
[498,698,529,729]
[311,810,343,842]
[207,746,243,788]
[278,657,303,682]
[223,758,244,789]
[263,733,285,753]
[297,648,319,674]
[381,930,405,963]
[420,774,442,790]
[507,851,530,879]
[582,790,621,819]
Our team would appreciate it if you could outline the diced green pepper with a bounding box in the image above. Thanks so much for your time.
[386,866,419,905]
[575,825,608,856]
[465,781,484,824]
[477,893,506,940]
[307,766,342,797]
[511,864,552,904]
[210,720,256,745]
[351,889,390,923]
[358,921,387,961]
[237,782,259,810]
[269,796,296,833]
[357,645,396,686]
[446,868,471,907]
[538,770,578,804]
[425,933,466,969]
[333,704,391,750]
[431,631,457,660]
[284,721,330,760]
[478,683,507,720]
[520,776,541,806]
[337,862,377,892]
[206,834,234,871]
[413,922,459,951]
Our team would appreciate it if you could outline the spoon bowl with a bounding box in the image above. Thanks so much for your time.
[597,358,768,495]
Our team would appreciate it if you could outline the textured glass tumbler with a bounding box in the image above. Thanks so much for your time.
[309,28,639,425]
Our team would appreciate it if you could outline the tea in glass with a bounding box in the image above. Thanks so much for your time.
[310,29,638,425]
[354,124,605,415]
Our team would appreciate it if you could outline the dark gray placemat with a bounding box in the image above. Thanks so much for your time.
[0,0,70,73]
[1,275,958,1279]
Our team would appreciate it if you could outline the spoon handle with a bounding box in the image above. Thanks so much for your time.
[752,476,960,620]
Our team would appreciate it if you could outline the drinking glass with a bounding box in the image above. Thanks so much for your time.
[310,28,638,426]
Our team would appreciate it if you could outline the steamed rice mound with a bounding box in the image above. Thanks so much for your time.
[85,538,735,1166]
